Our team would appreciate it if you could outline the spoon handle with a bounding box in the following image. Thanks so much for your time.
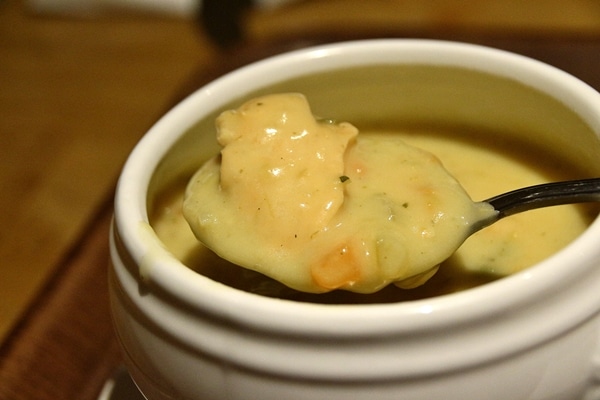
[485,177,600,218]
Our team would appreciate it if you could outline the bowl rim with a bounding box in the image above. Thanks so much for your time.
[114,38,600,337]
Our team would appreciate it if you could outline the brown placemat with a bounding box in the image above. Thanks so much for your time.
[0,199,121,400]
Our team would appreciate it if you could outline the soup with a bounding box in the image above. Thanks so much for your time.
[150,121,595,304]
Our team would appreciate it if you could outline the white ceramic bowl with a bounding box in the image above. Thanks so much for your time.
[110,39,600,400]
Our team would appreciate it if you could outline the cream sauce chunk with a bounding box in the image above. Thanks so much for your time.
[183,93,496,293]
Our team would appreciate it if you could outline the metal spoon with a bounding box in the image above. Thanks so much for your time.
[471,177,600,233]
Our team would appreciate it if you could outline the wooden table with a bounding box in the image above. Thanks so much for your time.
[1,0,600,398]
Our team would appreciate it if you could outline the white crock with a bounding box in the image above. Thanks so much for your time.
[110,39,600,400]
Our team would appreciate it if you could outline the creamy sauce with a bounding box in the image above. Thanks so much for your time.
[151,172,593,304]
[182,94,498,293]
[150,93,595,303]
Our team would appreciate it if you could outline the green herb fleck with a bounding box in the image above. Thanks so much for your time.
[339,175,350,183]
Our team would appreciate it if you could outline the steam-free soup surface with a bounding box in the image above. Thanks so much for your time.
[151,95,594,303]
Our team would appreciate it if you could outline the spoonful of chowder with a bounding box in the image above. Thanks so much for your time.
[182,93,600,294]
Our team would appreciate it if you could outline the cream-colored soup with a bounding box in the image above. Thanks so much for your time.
[183,94,496,293]
[150,98,595,303]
